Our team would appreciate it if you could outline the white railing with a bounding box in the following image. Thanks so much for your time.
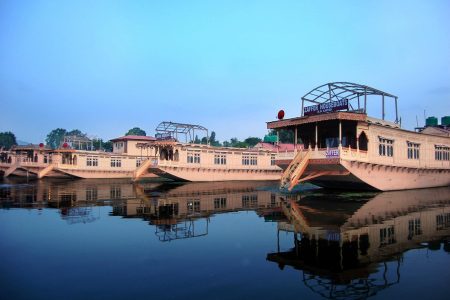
[276,147,369,162]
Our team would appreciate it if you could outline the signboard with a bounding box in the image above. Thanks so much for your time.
[304,99,348,116]
[325,149,339,158]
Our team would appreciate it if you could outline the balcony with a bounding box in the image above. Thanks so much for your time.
[275,147,369,162]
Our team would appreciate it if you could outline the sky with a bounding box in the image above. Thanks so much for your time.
[1,0,449,143]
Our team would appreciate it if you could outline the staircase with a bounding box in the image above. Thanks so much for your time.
[280,150,311,191]
[38,164,55,179]
[4,163,18,177]
[133,159,154,181]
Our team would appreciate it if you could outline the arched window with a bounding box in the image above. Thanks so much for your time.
[359,132,368,151]
[160,149,168,160]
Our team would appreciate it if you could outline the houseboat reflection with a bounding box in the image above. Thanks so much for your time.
[110,181,281,241]
[267,187,450,299]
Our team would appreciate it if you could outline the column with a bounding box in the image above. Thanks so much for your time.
[315,123,318,151]
[294,127,298,154]
[339,121,342,148]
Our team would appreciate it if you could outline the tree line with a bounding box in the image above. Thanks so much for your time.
[0,127,293,151]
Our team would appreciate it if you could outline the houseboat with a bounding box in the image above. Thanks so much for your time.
[0,122,284,181]
[141,122,282,181]
[0,135,159,180]
[268,82,450,191]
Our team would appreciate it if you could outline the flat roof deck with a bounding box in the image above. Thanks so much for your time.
[267,111,367,129]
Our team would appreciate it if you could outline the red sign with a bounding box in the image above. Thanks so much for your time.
[277,110,285,120]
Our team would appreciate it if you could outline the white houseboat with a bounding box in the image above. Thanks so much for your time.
[0,122,284,181]
[0,135,159,180]
[268,82,450,191]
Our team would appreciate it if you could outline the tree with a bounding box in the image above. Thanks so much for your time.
[46,128,67,149]
[0,131,17,150]
[244,137,262,147]
[209,131,221,146]
[93,139,113,152]
[125,127,146,136]
[228,138,248,148]
[67,129,85,136]
[269,129,294,143]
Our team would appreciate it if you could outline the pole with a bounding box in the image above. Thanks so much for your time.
[364,88,367,114]
[382,95,385,120]
[315,123,318,150]
[395,97,398,123]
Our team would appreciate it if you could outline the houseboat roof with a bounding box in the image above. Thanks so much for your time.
[11,144,52,151]
[267,111,367,129]
[110,135,156,142]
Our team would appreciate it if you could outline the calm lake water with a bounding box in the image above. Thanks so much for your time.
[1,178,449,300]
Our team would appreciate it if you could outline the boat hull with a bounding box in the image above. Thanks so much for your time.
[149,166,282,182]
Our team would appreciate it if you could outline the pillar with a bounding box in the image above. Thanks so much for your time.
[315,123,318,150]
[294,127,298,153]
[339,121,342,148]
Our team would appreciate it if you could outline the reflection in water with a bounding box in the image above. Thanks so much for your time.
[0,179,449,299]
[110,181,282,242]
[268,188,450,299]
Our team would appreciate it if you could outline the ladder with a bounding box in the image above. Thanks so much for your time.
[280,150,311,191]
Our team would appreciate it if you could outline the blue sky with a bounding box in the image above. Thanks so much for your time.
[1,0,449,143]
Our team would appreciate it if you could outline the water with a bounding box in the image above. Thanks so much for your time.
[0,178,449,300]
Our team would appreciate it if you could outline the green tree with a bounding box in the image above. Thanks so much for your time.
[244,137,262,147]
[93,139,113,152]
[228,138,248,148]
[0,131,17,150]
[209,131,221,146]
[125,127,146,136]
[269,129,294,143]
[46,128,67,149]
[67,129,85,136]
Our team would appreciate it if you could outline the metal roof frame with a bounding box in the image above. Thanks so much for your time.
[301,82,398,123]
[155,121,209,143]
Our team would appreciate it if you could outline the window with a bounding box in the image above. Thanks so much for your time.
[408,218,422,240]
[111,158,122,167]
[86,156,98,167]
[379,226,395,246]
[271,155,276,166]
[242,194,258,208]
[435,145,450,161]
[407,142,420,159]
[242,154,257,166]
[436,213,450,230]
[136,158,142,167]
[187,200,200,213]
[378,137,394,157]
[214,197,227,209]
[214,154,227,165]
[110,186,121,199]
[187,152,200,164]
[86,187,98,201]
